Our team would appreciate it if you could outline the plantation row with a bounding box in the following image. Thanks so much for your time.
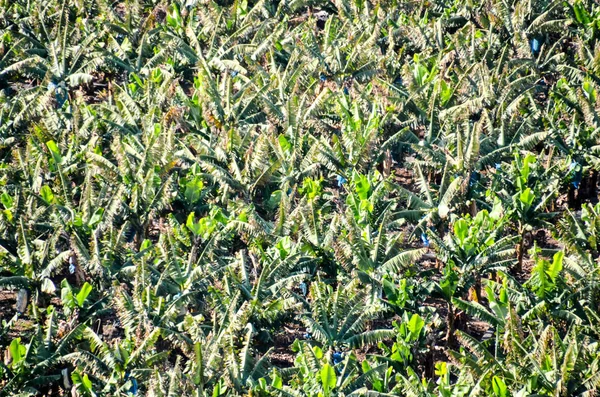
[2,0,600,395]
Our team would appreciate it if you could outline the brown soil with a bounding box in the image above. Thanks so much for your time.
[394,166,414,188]
[534,228,563,250]
[270,323,305,368]
[0,291,15,321]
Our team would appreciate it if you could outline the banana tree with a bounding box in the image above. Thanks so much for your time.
[1,307,88,396]
[300,280,395,352]
[271,340,390,397]
[491,152,559,272]
[1,0,106,126]
[427,210,515,303]
[390,160,465,239]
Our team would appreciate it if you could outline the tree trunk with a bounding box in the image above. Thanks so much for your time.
[383,149,392,177]
[470,199,477,217]
[469,276,482,303]
[16,288,29,314]
[545,146,554,170]
[589,170,598,203]
[446,302,455,345]
[567,184,576,209]
[516,233,524,274]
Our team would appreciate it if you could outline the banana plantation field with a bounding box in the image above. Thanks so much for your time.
[3,0,600,395]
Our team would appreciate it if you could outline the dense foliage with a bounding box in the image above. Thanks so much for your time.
[2,0,600,395]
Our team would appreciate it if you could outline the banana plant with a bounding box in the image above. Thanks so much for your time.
[376,312,429,372]
[300,280,395,352]
[427,210,515,303]
[490,152,559,272]
[63,326,167,396]
[271,340,390,397]
[1,306,88,396]
[524,247,564,300]
[1,0,106,127]
[390,160,465,238]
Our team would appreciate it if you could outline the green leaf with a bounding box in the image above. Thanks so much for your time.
[275,236,291,259]
[40,185,55,204]
[76,282,93,307]
[520,154,536,183]
[435,361,447,376]
[439,267,458,300]
[9,338,25,365]
[271,373,282,389]
[549,251,564,280]
[407,314,425,339]
[439,79,452,105]
[490,197,503,220]
[573,1,591,25]
[519,188,535,208]
[3,209,13,222]
[300,178,322,200]
[193,342,203,385]
[492,376,507,397]
[0,193,13,209]
[185,177,204,204]
[320,363,337,392]
[278,134,291,152]
[313,346,323,359]
[88,208,104,227]
[382,278,398,303]
[361,360,372,373]
[140,239,152,250]
[186,213,202,236]
[61,279,75,309]
[453,219,468,244]
[82,373,93,391]
[354,175,371,201]
[167,3,183,28]
[583,80,597,102]
[360,198,373,214]
[46,140,62,163]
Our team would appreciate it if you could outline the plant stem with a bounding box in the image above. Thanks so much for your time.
[446,302,454,345]
[516,228,525,273]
